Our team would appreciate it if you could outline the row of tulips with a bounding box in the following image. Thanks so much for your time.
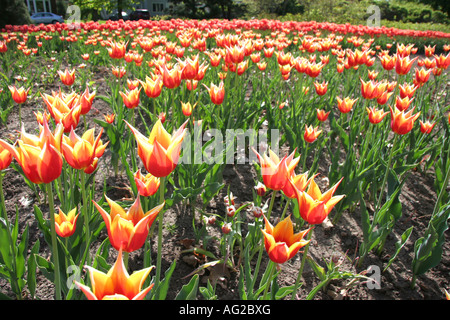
[0,18,449,300]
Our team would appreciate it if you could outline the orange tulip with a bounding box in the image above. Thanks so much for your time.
[282,171,316,199]
[304,125,322,143]
[103,113,115,124]
[54,208,79,238]
[62,127,107,172]
[337,96,358,113]
[93,196,164,253]
[395,54,418,75]
[79,87,96,115]
[107,40,128,59]
[160,63,183,89]
[0,118,63,184]
[180,54,199,80]
[419,120,436,134]
[181,101,197,117]
[126,119,188,177]
[395,96,414,112]
[313,81,328,96]
[134,169,160,197]
[75,248,154,300]
[378,54,396,71]
[203,81,225,105]
[367,107,389,124]
[253,148,299,191]
[8,85,30,104]
[120,87,141,109]
[58,68,76,86]
[360,79,382,100]
[41,91,82,133]
[261,214,311,264]
[398,83,418,99]
[389,105,420,135]
[0,144,12,170]
[316,109,330,122]
[112,66,126,78]
[140,75,163,98]
[290,177,344,225]
[414,67,431,86]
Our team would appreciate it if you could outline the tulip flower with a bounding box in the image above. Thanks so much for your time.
[282,171,316,199]
[134,169,160,197]
[126,119,188,177]
[304,125,322,143]
[316,109,330,122]
[160,63,183,89]
[398,83,418,99]
[360,79,381,100]
[112,66,126,78]
[8,85,30,104]
[366,107,389,124]
[54,208,79,238]
[107,40,128,59]
[58,68,76,86]
[336,96,358,114]
[75,248,154,300]
[120,87,141,109]
[254,181,266,197]
[79,87,96,115]
[261,214,311,264]
[0,144,12,171]
[181,101,197,117]
[0,118,63,184]
[389,105,420,135]
[395,54,418,75]
[93,195,164,253]
[103,113,115,124]
[203,81,225,105]
[290,177,345,225]
[179,54,199,80]
[140,75,163,98]
[313,81,328,96]
[419,120,436,134]
[62,127,107,172]
[41,91,83,133]
[395,96,414,112]
[253,148,299,191]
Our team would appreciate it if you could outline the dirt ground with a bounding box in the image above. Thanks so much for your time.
[0,64,449,301]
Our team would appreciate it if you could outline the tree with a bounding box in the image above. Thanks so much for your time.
[0,0,32,27]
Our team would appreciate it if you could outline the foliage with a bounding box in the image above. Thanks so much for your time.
[0,0,32,28]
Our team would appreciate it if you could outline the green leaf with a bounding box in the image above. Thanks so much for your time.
[175,274,199,300]
[154,260,176,300]
[384,226,413,272]
[27,240,40,299]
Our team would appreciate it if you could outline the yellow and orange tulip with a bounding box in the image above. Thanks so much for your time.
[290,177,344,225]
[93,195,164,253]
[54,208,79,238]
[126,119,188,177]
[134,169,160,197]
[75,248,154,300]
[253,148,299,191]
[261,215,311,264]
[0,118,63,184]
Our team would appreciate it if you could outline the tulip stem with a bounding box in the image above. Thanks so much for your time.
[46,182,62,300]
[376,134,399,212]
[291,226,314,300]
[262,260,276,300]
[267,190,277,220]
[80,170,91,265]
[154,176,166,298]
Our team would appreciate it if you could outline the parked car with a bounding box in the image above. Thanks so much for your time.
[30,12,64,24]
[129,9,150,21]
[108,11,130,21]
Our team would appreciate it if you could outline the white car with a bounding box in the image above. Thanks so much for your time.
[31,12,64,24]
